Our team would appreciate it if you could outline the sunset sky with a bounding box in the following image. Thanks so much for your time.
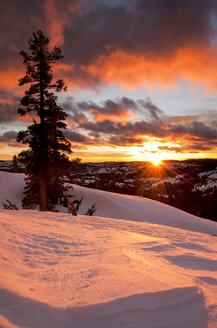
[1,0,217,162]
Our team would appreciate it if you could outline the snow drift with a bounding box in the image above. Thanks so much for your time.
[0,171,217,328]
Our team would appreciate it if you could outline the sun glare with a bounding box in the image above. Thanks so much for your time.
[149,153,163,166]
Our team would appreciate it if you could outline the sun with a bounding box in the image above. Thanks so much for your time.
[152,158,162,166]
[149,153,163,166]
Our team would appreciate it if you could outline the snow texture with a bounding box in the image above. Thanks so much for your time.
[0,171,217,328]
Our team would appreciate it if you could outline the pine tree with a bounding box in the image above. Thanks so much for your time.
[17,30,72,211]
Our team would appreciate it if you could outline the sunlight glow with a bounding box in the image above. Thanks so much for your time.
[149,153,163,166]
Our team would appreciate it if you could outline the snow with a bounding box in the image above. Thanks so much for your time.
[71,186,217,235]
[193,181,217,193]
[209,173,217,179]
[193,169,217,193]
[0,172,25,206]
[0,171,217,327]
[149,175,184,188]
[199,170,217,178]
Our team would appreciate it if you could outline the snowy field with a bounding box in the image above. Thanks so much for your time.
[0,171,217,328]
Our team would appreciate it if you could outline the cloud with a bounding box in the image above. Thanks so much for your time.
[59,96,217,151]
[0,103,18,123]
[84,47,217,91]
[0,1,44,65]
[62,97,163,124]
[62,0,213,64]
[64,129,90,143]
[0,130,21,148]
[43,0,79,47]
[171,121,217,140]
[1,94,217,155]
[76,98,137,122]
[79,119,164,140]
[60,0,217,91]
[1,91,216,154]
[1,0,217,91]
[164,115,203,125]
[1,0,217,159]
[158,142,215,153]
[0,130,17,142]
[138,98,163,121]
[108,135,146,147]
[78,117,217,148]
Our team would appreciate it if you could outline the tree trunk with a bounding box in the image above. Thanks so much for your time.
[38,45,47,212]
[39,178,47,211]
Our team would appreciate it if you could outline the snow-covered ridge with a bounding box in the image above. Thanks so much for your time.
[0,171,217,328]
[0,171,216,235]
[1,159,217,221]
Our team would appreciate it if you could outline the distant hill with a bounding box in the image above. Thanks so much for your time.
[1,158,217,221]
[67,159,217,222]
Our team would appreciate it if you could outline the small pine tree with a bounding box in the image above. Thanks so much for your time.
[17,31,72,210]
[85,204,97,216]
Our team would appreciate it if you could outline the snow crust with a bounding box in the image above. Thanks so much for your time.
[0,171,217,327]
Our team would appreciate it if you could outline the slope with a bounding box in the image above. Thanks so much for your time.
[0,171,216,235]
[0,171,217,327]
[0,210,217,328]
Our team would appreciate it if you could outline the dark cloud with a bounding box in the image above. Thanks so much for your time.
[58,0,217,87]
[1,1,217,157]
[63,97,166,146]
[0,130,17,142]
[62,97,162,123]
[158,142,214,153]
[0,90,19,103]
[0,0,216,90]
[138,98,163,121]
[1,92,217,154]
[77,115,217,148]
[0,90,20,123]
[76,98,137,113]
[0,0,44,69]
[108,135,145,147]
[76,98,136,122]
[171,121,217,140]
[61,97,88,125]
[63,0,214,65]
[64,129,90,143]
[60,96,217,150]
[80,119,164,138]
[0,103,18,123]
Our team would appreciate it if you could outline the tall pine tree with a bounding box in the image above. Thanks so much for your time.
[17,31,72,211]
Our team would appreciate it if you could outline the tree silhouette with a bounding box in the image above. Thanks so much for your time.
[17,30,72,211]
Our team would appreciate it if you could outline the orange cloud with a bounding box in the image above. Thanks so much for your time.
[43,0,68,46]
[53,63,74,73]
[43,0,78,47]
[89,107,134,122]
[3,43,217,95]
[85,46,217,92]
[0,68,23,91]
[0,98,15,105]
